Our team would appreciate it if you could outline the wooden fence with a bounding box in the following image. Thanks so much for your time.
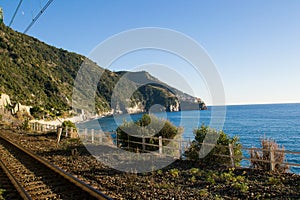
[76,128,300,172]
[28,123,300,172]
[29,122,58,133]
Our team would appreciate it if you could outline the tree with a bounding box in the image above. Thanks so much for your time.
[185,125,242,166]
[116,114,183,152]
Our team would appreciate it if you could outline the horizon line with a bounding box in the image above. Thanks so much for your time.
[206,101,300,107]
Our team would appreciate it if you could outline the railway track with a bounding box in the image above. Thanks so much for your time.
[0,158,26,200]
[0,133,111,200]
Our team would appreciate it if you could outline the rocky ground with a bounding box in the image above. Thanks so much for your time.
[1,128,300,199]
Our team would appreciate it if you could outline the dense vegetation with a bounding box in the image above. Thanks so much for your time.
[116,114,183,152]
[185,125,242,166]
[0,23,206,118]
[0,23,84,116]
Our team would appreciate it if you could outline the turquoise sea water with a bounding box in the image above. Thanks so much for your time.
[79,103,300,174]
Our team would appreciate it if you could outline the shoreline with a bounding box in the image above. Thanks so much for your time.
[29,107,209,127]
[30,115,89,126]
[29,111,115,126]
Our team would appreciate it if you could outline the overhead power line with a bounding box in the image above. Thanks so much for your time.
[9,0,23,27]
[23,0,54,34]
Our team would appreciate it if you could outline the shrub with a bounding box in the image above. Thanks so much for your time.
[267,177,281,185]
[61,120,77,136]
[169,168,180,178]
[185,124,242,166]
[21,118,30,131]
[116,114,183,152]
[199,189,210,198]
[189,167,200,175]
[0,189,6,199]
[250,139,288,172]
[220,168,249,193]
[30,106,47,119]
[62,120,76,129]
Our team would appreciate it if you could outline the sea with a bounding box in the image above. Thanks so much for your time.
[78,103,300,174]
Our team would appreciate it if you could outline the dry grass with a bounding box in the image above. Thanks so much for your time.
[250,139,289,172]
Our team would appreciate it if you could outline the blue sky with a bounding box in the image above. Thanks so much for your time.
[1,0,300,105]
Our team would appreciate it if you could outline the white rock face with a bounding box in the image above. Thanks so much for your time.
[126,102,145,114]
[0,93,11,108]
[0,93,33,115]
[169,100,180,112]
[12,103,32,115]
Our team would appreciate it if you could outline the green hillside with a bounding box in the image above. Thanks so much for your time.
[0,23,206,118]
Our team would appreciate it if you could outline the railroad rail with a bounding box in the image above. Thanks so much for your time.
[0,133,111,200]
[0,158,28,200]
